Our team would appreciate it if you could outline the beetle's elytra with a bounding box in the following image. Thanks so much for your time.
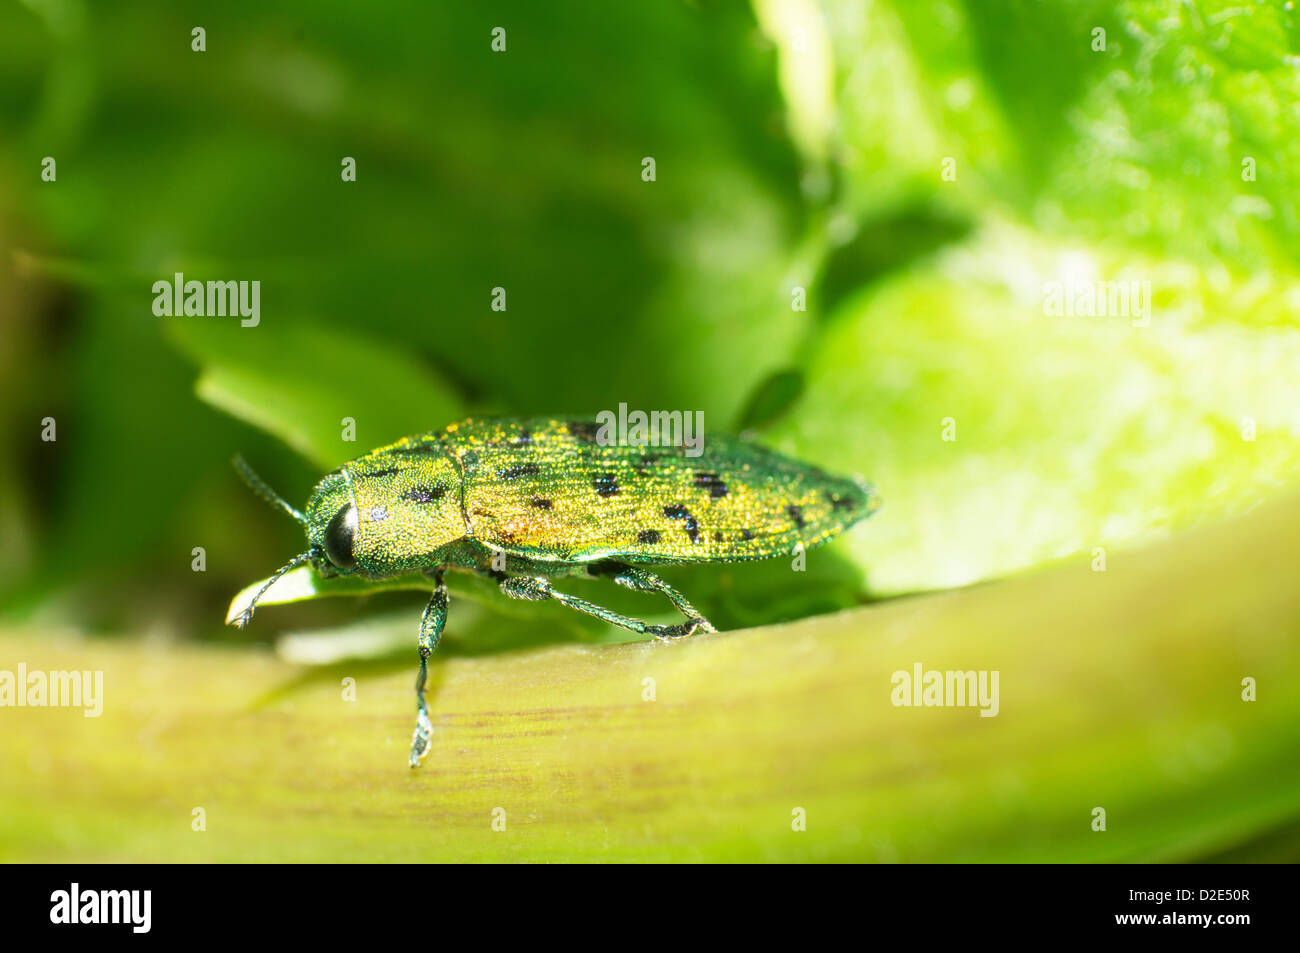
[231,415,881,767]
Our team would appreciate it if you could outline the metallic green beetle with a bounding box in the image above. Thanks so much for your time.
[232,415,880,767]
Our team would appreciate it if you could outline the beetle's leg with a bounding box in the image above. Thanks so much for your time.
[496,575,710,640]
[586,562,717,634]
[410,570,448,768]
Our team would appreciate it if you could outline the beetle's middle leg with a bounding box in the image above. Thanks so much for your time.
[496,574,710,640]
[410,569,447,768]
[585,561,717,634]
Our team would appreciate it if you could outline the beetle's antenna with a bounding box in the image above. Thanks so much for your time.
[233,454,307,526]
[231,549,315,629]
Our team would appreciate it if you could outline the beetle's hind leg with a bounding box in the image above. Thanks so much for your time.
[496,574,711,640]
[410,570,448,768]
[587,562,717,634]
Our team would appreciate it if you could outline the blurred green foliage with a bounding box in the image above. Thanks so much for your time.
[2,0,1298,641]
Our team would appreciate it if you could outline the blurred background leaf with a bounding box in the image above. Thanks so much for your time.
[4,0,1297,623]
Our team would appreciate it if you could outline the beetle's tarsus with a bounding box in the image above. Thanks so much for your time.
[409,651,433,767]
[650,616,713,640]
[409,706,433,768]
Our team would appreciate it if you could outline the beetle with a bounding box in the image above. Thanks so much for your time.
[231,415,880,767]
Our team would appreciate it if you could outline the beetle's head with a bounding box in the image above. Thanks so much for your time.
[228,452,464,628]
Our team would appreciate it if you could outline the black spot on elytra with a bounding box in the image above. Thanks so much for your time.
[593,472,620,498]
[693,471,729,498]
[497,463,540,480]
[567,421,600,443]
[404,486,446,504]
[713,531,723,542]
[636,529,661,545]
[358,466,403,479]
[662,504,700,543]
[741,528,755,541]
[787,505,806,529]
[683,517,700,544]
[528,497,553,510]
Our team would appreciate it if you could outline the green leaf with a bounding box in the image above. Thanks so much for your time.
[225,566,431,625]
[169,319,462,470]
[780,226,1300,593]
[751,0,1300,594]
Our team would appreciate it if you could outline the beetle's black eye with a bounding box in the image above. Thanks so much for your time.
[324,502,358,570]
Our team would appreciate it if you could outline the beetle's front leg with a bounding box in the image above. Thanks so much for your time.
[410,570,448,768]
